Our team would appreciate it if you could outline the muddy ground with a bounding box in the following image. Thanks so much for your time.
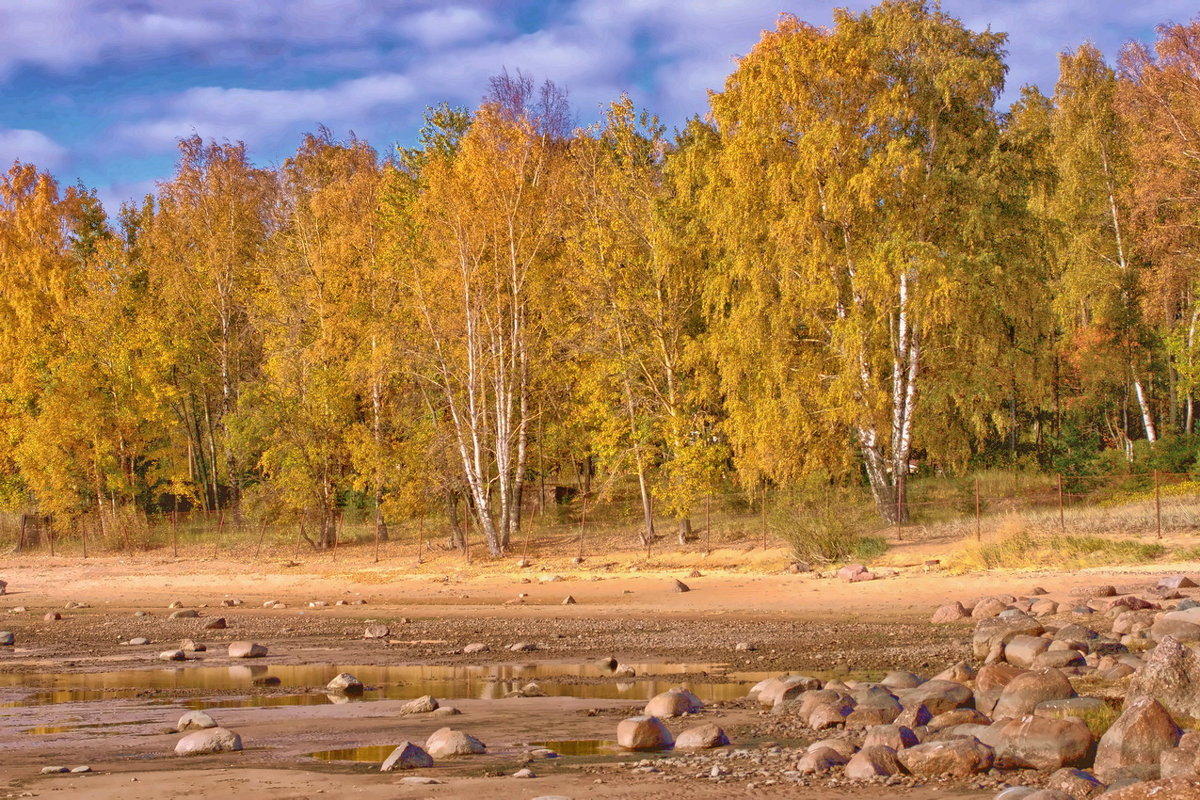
[0,555,1191,799]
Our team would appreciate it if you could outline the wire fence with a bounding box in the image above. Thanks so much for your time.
[3,471,1199,563]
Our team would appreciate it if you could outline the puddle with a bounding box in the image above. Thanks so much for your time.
[531,739,619,756]
[306,744,405,763]
[0,662,751,709]
[23,720,156,735]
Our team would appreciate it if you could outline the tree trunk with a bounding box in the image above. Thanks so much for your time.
[677,518,692,545]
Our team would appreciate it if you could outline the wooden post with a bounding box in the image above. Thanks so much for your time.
[974,477,981,542]
[253,519,268,559]
[1155,469,1162,539]
[48,518,55,557]
[705,493,712,552]
[171,504,179,558]
[1058,474,1065,531]
[373,511,381,563]
[577,494,587,560]
[212,507,225,558]
[895,486,903,542]
[761,485,768,550]
[416,515,425,564]
[81,517,88,559]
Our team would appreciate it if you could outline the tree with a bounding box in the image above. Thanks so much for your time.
[702,2,1008,521]
[400,73,570,557]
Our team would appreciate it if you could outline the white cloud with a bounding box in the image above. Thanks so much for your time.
[0,129,67,170]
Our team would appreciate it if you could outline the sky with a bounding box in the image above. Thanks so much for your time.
[0,0,1195,212]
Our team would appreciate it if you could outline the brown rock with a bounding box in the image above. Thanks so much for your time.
[898,679,973,715]
[644,688,703,718]
[863,724,918,751]
[674,723,728,749]
[931,602,970,623]
[796,746,847,774]
[973,597,1010,618]
[424,727,486,757]
[897,738,995,776]
[616,716,673,750]
[1094,697,1182,782]
[844,745,904,779]
[1045,767,1106,798]
[202,617,227,630]
[1005,635,1052,669]
[994,669,1076,718]
[928,708,990,731]
[994,715,1093,770]
[1125,636,1200,720]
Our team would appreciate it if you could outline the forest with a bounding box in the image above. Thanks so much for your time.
[2,1,1199,558]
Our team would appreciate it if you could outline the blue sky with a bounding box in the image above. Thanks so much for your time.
[0,0,1195,212]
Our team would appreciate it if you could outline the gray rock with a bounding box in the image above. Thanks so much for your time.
[400,695,439,714]
[897,679,974,715]
[993,714,1093,770]
[69,766,90,773]
[380,741,433,771]
[462,642,488,654]
[994,669,1076,718]
[227,641,267,658]
[1125,635,1200,720]
[174,726,243,755]
[158,649,186,661]
[898,738,995,776]
[1094,696,1181,782]
[202,617,226,630]
[168,609,198,619]
[177,710,217,731]
[425,727,486,757]
[675,723,728,749]
[363,623,389,639]
[616,716,673,750]
[845,745,904,779]
[0,631,13,646]
[326,673,364,693]
[513,768,536,778]
[644,688,703,717]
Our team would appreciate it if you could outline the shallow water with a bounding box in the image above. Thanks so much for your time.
[530,738,620,756]
[0,661,752,708]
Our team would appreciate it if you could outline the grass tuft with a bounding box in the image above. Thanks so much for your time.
[952,523,1164,572]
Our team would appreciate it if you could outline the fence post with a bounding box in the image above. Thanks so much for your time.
[705,493,712,552]
[895,486,902,542]
[416,516,425,564]
[81,517,88,559]
[577,494,587,560]
[761,486,768,550]
[171,506,178,558]
[974,477,981,541]
[212,507,225,559]
[1155,470,1162,539]
[1058,474,1065,531]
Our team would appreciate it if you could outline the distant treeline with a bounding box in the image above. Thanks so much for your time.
[2,1,1199,556]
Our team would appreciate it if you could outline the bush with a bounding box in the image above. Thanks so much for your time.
[775,490,883,564]
[954,524,1164,571]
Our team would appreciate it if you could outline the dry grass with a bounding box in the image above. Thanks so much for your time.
[949,518,1166,572]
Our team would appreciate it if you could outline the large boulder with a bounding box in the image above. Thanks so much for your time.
[1125,636,1200,720]
[617,716,673,750]
[174,727,243,755]
[844,745,904,779]
[973,597,1010,619]
[1005,635,1052,669]
[400,695,439,715]
[176,710,217,731]
[975,663,1028,716]
[644,688,703,718]
[881,671,924,690]
[1152,609,1200,643]
[757,675,822,707]
[863,724,918,751]
[994,669,1075,718]
[425,727,486,757]
[380,741,433,771]
[1094,697,1182,782]
[974,615,1044,659]
[993,715,1093,770]
[227,641,267,659]
[674,723,728,749]
[797,746,847,774]
[898,679,974,715]
[326,673,364,694]
[897,738,995,776]
[932,602,970,623]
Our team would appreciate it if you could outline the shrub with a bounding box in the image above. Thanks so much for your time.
[776,490,883,564]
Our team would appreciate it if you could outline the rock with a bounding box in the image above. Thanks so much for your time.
[932,602,970,623]
[44,612,61,621]
[809,700,855,729]
[1005,635,1052,668]
[0,579,5,595]
[70,766,90,773]
[1125,636,1200,720]
[1034,696,1108,721]
[400,776,445,785]
[1046,767,1106,798]
[462,642,488,654]
[616,716,673,750]
[400,695,439,714]
[614,663,636,678]
[174,727,243,755]
[380,741,434,771]
[425,727,485,757]
[863,724,919,751]
[1160,576,1198,590]
[1034,649,1086,669]
[672,579,690,593]
[562,595,576,605]
[644,688,703,718]
[881,671,924,690]
[158,649,186,661]
[838,563,868,582]
[360,623,390,639]
[326,673,364,694]
[227,641,267,658]
[168,609,198,619]
[994,669,1076,718]
[928,708,990,731]
[757,675,822,707]
[168,601,183,609]
[898,679,974,715]
[974,614,1044,659]
[430,706,461,717]
[1031,599,1060,617]
[994,715,1093,770]
[845,745,904,779]
[895,703,934,729]
[1098,777,1200,799]
[0,631,13,646]
[1095,697,1182,782]
[513,768,536,778]
[40,766,69,774]
[126,637,150,646]
[509,642,539,652]
[202,617,226,630]
[675,723,729,749]
[1151,609,1200,642]
[1161,732,1200,779]
[974,597,1010,618]
[735,642,757,652]
[898,738,995,776]
[177,711,217,731]
[797,747,847,774]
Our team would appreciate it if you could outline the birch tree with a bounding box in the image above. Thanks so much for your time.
[702,2,1007,520]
